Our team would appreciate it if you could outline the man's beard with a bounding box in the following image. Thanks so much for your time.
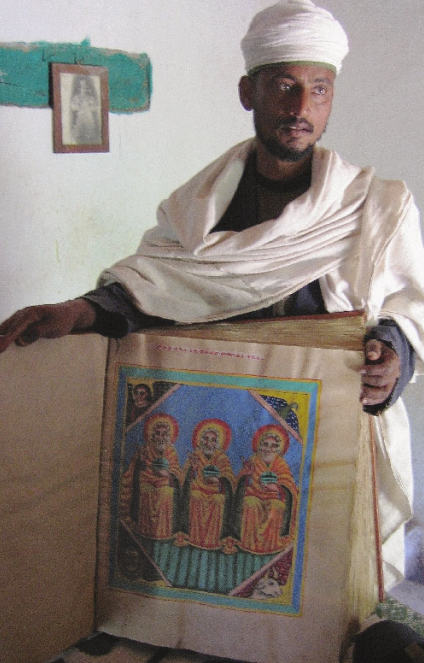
[254,116,325,163]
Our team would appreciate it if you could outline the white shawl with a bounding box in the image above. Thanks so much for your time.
[103,138,424,589]
[102,139,424,363]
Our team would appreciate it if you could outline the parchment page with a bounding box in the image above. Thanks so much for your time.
[96,329,373,663]
[0,335,108,663]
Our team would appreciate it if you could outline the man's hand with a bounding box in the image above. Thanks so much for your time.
[0,299,97,353]
[360,339,401,407]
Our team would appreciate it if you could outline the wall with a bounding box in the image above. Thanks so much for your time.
[1,0,424,565]
[0,0,266,314]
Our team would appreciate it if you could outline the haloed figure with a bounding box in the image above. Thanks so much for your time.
[180,419,235,549]
[120,413,181,540]
[234,425,298,554]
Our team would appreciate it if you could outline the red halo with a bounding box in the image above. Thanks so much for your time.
[144,412,179,444]
[251,424,290,454]
[192,418,232,451]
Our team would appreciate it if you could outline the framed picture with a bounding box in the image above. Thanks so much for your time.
[52,63,109,153]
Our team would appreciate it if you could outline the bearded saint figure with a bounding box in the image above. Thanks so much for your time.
[234,424,298,555]
[180,419,235,549]
[120,412,181,540]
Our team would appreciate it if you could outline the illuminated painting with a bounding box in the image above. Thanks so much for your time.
[107,365,320,615]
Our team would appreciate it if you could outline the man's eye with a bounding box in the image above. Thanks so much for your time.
[314,86,327,96]
[276,82,292,92]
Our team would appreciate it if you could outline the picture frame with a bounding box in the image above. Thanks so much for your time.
[52,63,109,153]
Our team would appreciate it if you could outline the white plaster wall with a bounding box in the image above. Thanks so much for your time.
[1,0,423,564]
[0,0,268,313]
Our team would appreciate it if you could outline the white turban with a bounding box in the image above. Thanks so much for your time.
[241,0,349,75]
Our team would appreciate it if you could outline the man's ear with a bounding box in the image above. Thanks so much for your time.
[239,75,255,111]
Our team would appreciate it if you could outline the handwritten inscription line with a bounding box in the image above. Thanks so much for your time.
[152,343,264,361]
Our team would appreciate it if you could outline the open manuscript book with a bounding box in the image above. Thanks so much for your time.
[0,313,382,663]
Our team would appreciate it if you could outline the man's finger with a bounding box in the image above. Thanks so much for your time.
[0,307,52,352]
[15,327,41,346]
[361,386,391,406]
[361,374,388,388]
[0,311,39,351]
[364,339,383,362]
[0,310,27,335]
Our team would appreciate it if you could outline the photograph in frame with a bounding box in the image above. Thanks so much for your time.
[52,63,109,153]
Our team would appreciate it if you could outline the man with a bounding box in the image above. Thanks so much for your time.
[0,0,423,588]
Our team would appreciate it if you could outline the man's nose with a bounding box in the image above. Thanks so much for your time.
[287,87,310,117]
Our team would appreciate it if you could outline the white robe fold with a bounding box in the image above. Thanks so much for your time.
[102,137,424,589]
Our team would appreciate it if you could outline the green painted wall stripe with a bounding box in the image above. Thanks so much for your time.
[0,40,151,113]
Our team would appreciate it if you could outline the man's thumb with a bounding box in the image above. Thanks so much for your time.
[365,339,381,362]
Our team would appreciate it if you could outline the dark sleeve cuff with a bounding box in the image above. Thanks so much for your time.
[82,282,174,338]
[362,318,416,415]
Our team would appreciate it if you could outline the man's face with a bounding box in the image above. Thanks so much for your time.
[151,424,171,453]
[259,435,281,464]
[201,430,218,458]
[239,64,334,163]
